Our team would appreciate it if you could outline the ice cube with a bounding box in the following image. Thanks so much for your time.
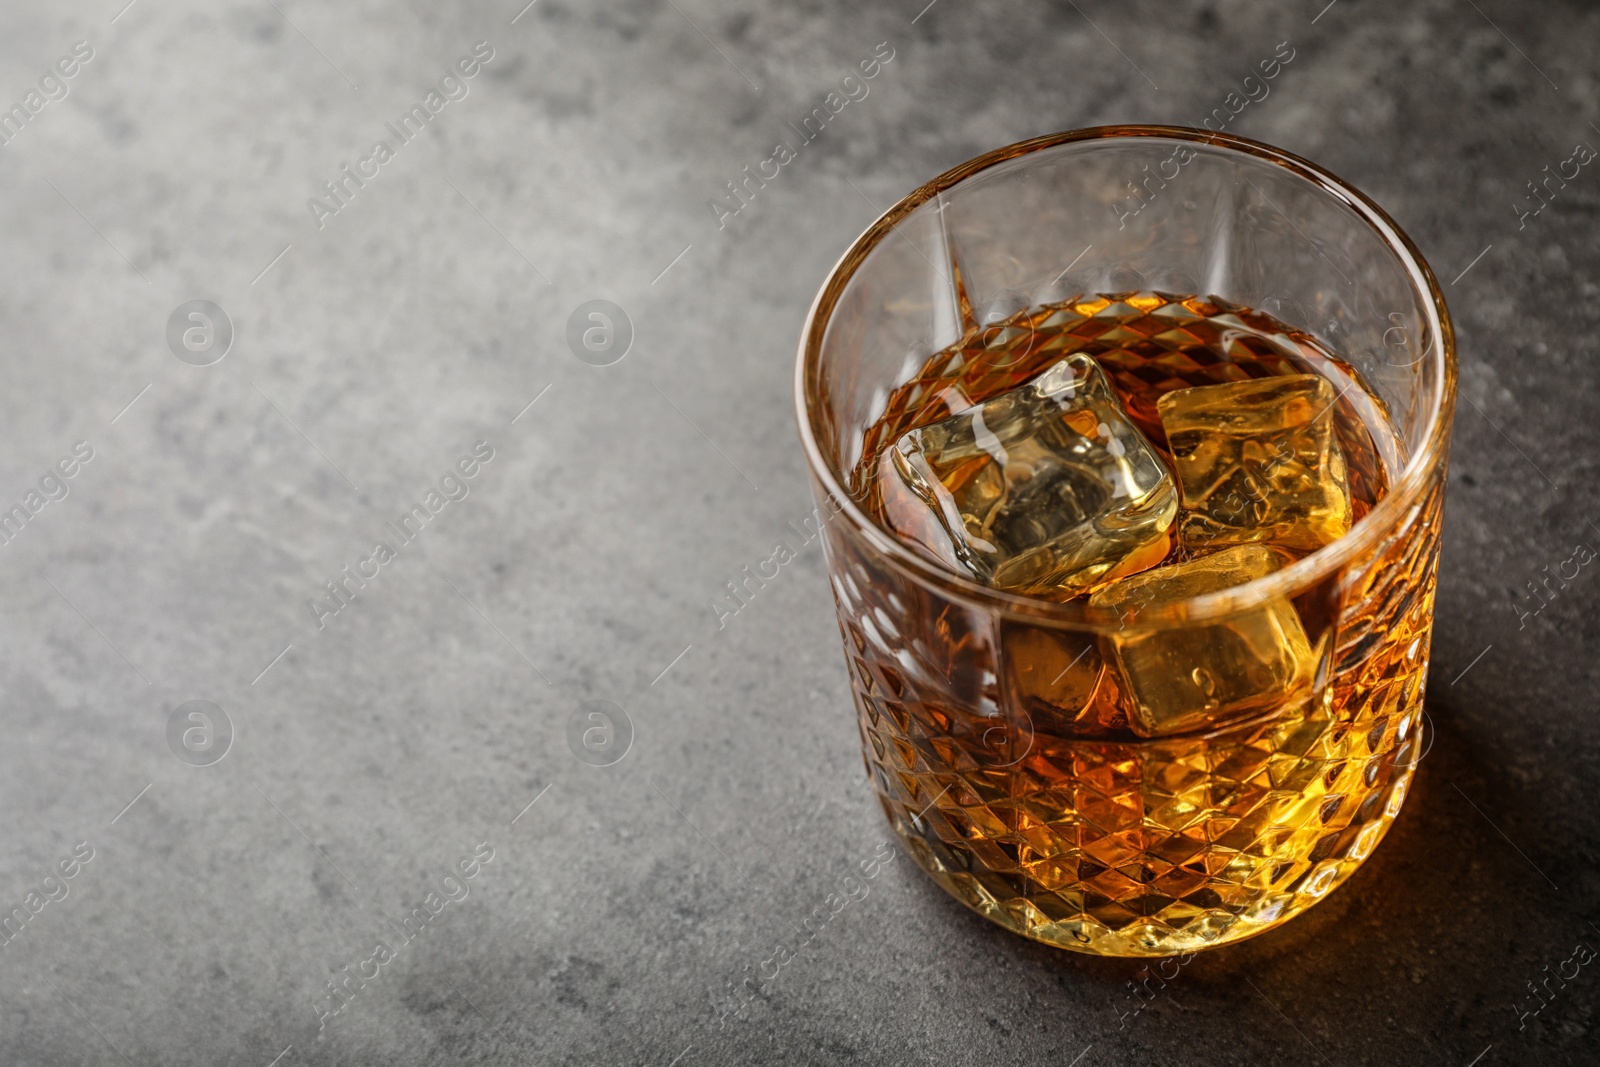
[880,353,1177,598]
[1089,544,1315,737]
[1156,374,1352,555]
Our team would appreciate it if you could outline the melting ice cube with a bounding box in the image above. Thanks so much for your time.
[1157,374,1352,555]
[1089,543,1316,737]
[880,353,1177,598]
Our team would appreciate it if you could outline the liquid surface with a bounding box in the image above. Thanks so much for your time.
[834,292,1438,955]
[856,292,1390,570]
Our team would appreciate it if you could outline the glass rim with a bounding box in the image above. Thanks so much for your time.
[794,124,1458,627]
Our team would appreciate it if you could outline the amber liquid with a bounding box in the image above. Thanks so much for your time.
[838,293,1441,955]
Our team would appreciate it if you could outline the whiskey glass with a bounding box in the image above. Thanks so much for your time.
[795,127,1457,957]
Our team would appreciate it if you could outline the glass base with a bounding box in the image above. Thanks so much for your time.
[883,755,1414,957]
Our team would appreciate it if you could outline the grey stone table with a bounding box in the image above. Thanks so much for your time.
[0,0,1594,1064]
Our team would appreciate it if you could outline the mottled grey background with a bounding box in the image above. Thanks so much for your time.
[0,0,1594,1064]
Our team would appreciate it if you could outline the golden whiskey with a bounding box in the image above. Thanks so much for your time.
[835,292,1439,956]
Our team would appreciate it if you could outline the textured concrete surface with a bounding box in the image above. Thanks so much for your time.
[0,0,1595,1064]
